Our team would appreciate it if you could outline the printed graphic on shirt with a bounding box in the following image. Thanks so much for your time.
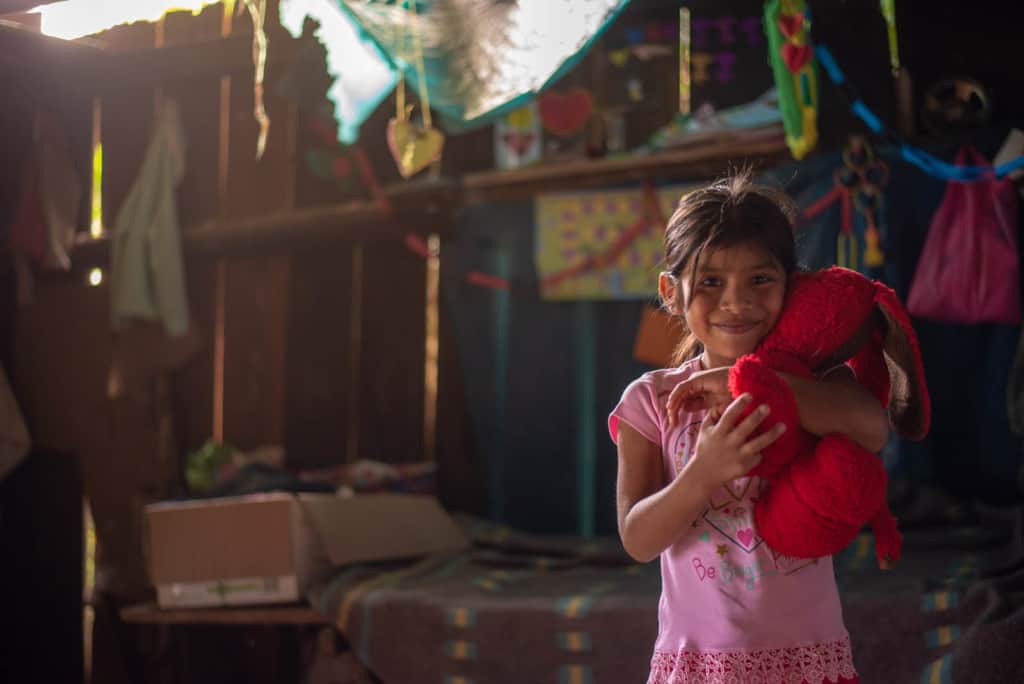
[691,550,820,591]
[670,413,820,586]
[768,549,821,575]
[669,420,702,475]
[703,495,763,553]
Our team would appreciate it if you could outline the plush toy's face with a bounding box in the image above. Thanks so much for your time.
[760,267,879,370]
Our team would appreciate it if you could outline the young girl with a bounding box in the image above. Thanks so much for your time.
[609,172,889,684]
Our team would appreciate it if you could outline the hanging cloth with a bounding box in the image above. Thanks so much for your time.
[906,145,1021,325]
[110,99,190,337]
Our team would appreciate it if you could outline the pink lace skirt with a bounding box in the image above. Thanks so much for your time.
[648,635,858,684]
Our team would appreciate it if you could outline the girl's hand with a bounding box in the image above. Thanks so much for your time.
[686,393,787,488]
[666,366,733,426]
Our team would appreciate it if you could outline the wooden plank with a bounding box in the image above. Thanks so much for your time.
[356,241,426,462]
[220,255,290,450]
[284,246,353,469]
[98,21,156,236]
[120,602,327,625]
[463,133,789,200]
[159,3,223,455]
[171,261,218,453]
[218,1,296,450]
[163,5,222,230]
[70,179,459,264]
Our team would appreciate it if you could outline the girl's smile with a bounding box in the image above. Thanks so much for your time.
[679,243,787,368]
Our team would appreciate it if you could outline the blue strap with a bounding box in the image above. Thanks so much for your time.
[814,45,1023,182]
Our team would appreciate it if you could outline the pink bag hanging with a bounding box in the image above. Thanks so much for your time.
[907,145,1021,325]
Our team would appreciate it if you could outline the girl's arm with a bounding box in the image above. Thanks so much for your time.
[779,365,889,453]
[667,365,889,453]
[617,395,785,563]
[616,423,714,563]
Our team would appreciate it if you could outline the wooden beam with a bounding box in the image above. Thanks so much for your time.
[463,131,790,201]
[0,26,292,99]
[70,179,463,265]
[82,33,277,94]
[0,17,106,60]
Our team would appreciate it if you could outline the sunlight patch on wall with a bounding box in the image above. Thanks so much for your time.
[36,0,221,40]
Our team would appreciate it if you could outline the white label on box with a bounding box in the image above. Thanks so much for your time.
[156,574,299,608]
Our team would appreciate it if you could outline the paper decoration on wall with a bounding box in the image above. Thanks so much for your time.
[538,88,594,137]
[535,183,696,300]
[765,0,818,159]
[279,0,630,143]
[494,102,542,170]
[633,304,683,368]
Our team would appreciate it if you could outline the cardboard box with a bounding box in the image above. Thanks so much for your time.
[146,492,468,609]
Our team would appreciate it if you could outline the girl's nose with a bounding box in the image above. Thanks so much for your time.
[720,284,753,311]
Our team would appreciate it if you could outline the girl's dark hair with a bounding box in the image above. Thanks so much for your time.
[663,169,798,365]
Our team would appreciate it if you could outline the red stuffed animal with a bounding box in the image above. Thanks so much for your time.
[728,267,931,567]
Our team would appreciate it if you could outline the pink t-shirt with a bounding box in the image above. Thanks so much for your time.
[609,358,858,684]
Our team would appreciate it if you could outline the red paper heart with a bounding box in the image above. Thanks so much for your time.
[777,13,804,39]
[781,42,812,73]
[538,88,594,137]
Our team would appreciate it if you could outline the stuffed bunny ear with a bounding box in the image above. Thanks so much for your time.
[873,284,931,440]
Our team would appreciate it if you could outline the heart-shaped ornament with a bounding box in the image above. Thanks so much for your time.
[777,13,805,39]
[781,42,813,73]
[387,118,445,178]
[538,88,594,137]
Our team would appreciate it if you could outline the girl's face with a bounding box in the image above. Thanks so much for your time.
[668,243,787,368]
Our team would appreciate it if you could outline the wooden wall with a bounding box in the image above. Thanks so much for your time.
[8,1,481,619]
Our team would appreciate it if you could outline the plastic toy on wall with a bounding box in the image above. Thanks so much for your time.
[765,0,818,159]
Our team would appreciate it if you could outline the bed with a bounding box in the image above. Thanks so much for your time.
[309,501,1024,683]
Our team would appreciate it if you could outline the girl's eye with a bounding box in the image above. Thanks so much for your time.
[699,277,721,287]
[752,274,776,285]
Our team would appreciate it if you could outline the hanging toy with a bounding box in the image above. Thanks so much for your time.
[386,1,445,178]
[802,138,890,274]
[765,0,819,159]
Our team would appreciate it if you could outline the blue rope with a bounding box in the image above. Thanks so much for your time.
[814,44,1024,182]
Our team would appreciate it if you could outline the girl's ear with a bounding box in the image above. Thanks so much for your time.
[658,272,683,316]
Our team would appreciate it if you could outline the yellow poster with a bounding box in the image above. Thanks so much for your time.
[534,184,695,300]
